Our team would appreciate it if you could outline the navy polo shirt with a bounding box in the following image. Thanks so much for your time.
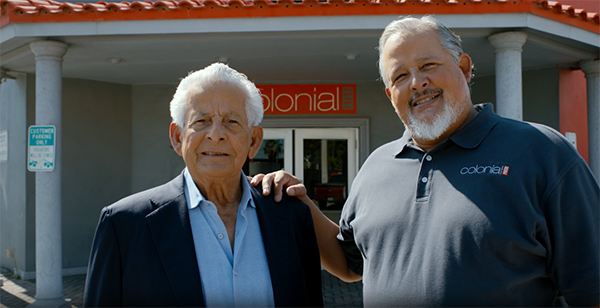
[338,104,599,307]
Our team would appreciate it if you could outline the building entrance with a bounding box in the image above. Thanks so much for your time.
[248,128,358,214]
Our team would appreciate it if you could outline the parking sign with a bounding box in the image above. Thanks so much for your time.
[28,125,56,172]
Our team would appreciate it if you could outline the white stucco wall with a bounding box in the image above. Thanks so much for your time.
[131,84,184,193]
[12,77,133,274]
[60,78,133,270]
[0,74,28,275]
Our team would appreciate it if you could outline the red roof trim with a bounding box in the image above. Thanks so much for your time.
[535,0,599,27]
[1,0,598,33]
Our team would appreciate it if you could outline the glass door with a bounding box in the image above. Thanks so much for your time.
[248,129,293,176]
[250,127,358,216]
[294,128,358,210]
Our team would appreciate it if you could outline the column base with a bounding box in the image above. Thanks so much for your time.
[28,297,71,308]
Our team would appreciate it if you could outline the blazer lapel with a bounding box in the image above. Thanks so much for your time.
[145,174,205,307]
[251,183,293,307]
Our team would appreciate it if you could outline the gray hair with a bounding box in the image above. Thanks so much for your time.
[378,15,465,88]
[170,63,264,128]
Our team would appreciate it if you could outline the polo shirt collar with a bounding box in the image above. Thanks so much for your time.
[184,168,255,210]
[394,103,500,155]
[394,129,414,154]
[449,103,500,149]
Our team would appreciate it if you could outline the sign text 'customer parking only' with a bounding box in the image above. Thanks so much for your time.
[28,125,55,172]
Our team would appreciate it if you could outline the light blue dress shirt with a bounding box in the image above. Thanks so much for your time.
[184,168,275,308]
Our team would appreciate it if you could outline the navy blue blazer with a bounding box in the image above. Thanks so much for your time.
[83,173,323,307]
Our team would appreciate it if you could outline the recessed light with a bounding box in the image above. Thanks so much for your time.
[107,58,122,64]
[345,54,359,60]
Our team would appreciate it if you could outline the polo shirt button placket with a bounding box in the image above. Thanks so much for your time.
[423,155,433,183]
[416,153,433,200]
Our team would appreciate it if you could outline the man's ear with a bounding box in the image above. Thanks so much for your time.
[169,122,183,156]
[385,87,392,100]
[459,53,473,83]
[248,126,264,160]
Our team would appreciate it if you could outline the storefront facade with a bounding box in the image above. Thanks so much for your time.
[0,0,598,304]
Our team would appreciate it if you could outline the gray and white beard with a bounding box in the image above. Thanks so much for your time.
[404,97,462,141]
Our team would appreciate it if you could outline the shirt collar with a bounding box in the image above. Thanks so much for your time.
[184,168,255,210]
[394,129,415,155]
[448,103,500,149]
[394,103,500,155]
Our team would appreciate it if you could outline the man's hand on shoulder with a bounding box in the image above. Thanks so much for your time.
[251,170,362,283]
[251,170,310,204]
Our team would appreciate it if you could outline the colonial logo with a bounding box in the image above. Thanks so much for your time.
[460,164,510,176]
[258,84,356,115]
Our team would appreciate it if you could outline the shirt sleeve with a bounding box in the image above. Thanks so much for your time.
[83,207,123,307]
[337,208,364,276]
[544,158,600,307]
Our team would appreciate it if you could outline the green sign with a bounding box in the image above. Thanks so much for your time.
[28,125,55,172]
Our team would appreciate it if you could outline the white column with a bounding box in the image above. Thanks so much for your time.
[28,40,70,308]
[488,32,528,120]
[321,139,328,183]
[580,59,600,179]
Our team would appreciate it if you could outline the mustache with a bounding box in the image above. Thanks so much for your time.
[408,89,443,106]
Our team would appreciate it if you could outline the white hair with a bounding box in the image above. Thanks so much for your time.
[170,62,264,128]
[378,15,464,88]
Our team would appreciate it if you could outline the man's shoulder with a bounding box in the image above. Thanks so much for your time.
[104,174,185,217]
[280,190,311,217]
[368,137,406,159]
[486,118,585,176]
[250,181,311,219]
[496,118,576,153]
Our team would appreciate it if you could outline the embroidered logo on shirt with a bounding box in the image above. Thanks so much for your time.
[460,164,510,176]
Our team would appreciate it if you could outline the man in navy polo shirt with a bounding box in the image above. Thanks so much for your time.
[254,15,599,307]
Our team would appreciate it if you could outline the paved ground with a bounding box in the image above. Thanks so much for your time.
[0,269,362,308]
[321,271,363,307]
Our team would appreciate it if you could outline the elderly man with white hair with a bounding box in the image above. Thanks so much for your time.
[84,63,323,308]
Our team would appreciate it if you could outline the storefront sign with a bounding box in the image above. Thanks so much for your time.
[0,130,7,163]
[28,125,55,172]
[258,84,356,115]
